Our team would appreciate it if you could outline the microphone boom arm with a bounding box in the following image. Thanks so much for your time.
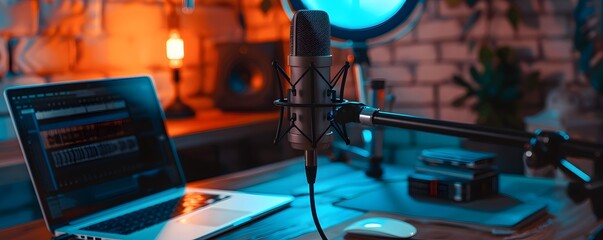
[335,102,603,218]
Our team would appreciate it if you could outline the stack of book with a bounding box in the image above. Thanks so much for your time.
[408,148,499,202]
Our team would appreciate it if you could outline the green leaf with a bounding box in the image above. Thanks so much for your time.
[452,94,470,107]
[478,46,495,65]
[579,43,594,73]
[500,87,521,102]
[469,65,481,84]
[466,0,478,8]
[460,10,482,40]
[452,75,474,90]
[445,0,464,8]
[588,60,603,93]
[506,4,521,31]
[524,71,540,91]
[496,46,515,64]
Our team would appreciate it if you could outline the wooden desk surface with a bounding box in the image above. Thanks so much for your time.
[1,158,601,240]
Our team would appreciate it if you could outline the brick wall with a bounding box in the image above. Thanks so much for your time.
[357,0,579,126]
[0,0,580,142]
[332,0,580,166]
[0,0,290,141]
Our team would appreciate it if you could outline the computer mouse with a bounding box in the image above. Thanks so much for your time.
[343,217,417,239]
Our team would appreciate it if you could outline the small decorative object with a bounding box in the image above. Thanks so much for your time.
[164,30,195,118]
[451,46,539,130]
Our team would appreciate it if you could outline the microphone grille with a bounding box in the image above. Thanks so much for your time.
[290,10,330,56]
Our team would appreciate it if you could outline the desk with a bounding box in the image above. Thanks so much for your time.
[1,158,601,240]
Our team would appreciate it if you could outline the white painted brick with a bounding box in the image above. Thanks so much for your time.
[439,84,473,104]
[439,0,486,17]
[180,6,243,42]
[417,19,462,41]
[0,0,37,36]
[540,16,571,37]
[368,66,413,83]
[246,25,287,43]
[393,31,416,45]
[440,106,477,124]
[515,0,542,14]
[76,33,166,72]
[516,16,540,38]
[441,42,475,61]
[82,0,103,36]
[492,0,510,12]
[395,44,437,63]
[392,86,434,104]
[519,16,570,37]
[243,0,290,29]
[542,39,573,60]
[490,16,515,39]
[39,0,87,36]
[528,61,575,83]
[467,17,488,39]
[498,40,540,60]
[105,1,166,35]
[543,0,575,13]
[416,64,460,83]
[180,33,201,68]
[12,37,76,75]
[0,37,7,75]
[368,46,392,65]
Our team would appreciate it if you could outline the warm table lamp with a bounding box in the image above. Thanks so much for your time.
[164,30,195,118]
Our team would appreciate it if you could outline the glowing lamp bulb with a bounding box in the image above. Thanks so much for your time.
[166,31,184,68]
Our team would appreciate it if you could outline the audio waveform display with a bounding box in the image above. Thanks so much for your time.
[41,119,131,149]
[51,136,139,168]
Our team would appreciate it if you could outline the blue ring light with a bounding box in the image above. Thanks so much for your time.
[282,0,424,47]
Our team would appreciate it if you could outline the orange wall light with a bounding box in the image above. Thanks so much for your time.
[166,31,184,69]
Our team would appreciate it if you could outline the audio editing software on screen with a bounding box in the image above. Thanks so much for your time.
[10,84,181,222]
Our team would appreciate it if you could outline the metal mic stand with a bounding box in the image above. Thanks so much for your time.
[335,102,603,218]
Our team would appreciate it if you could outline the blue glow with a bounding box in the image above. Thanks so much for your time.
[560,159,591,183]
[362,129,373,143]
[303,0,406,29]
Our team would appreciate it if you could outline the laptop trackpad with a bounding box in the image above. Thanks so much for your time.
[181,209,251,226]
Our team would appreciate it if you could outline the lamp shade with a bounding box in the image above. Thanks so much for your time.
[166,31,184,68]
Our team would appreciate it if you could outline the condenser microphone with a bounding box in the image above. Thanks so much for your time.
[272,10,351,240]
[288,10,333,170]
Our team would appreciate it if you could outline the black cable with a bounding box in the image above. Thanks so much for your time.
[309,183,328,240]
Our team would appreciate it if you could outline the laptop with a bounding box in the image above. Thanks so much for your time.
[4,76,293,240]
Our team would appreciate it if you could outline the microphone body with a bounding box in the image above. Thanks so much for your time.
[287,55,333,152]
[287,10,333,157]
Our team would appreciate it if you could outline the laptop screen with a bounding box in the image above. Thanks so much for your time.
[4,76,185,230]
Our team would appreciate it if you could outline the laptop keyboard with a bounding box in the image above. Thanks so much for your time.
[81,192,230,235]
